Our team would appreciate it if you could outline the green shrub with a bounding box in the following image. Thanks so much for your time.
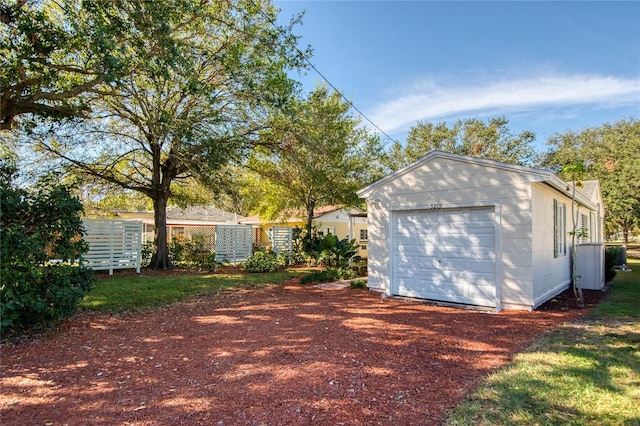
[0,164,94,335]
[605,246,619,282]
[243,250,283,273]
[291,226,324,264]
[349,278,367,289]
[317,234,360,268]
[142,237,216,270]
[300,267,357,284]
[141,240,155,267]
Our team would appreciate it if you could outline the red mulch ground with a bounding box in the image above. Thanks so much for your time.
[0,275,607,426]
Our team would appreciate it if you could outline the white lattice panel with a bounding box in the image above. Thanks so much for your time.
[83,219,142,274]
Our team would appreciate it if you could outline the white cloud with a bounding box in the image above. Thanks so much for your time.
[368,73,640,134]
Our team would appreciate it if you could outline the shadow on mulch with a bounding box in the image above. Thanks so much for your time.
[537,285,610,312]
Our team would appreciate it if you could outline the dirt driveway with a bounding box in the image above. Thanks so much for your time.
[1,280,601,425]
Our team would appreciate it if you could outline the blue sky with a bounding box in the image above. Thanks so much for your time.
[275,0,640,151]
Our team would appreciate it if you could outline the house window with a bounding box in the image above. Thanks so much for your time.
[579,213,589,243]
[554,200,567,258]
[359,229,368,241]
[321,227,336,236]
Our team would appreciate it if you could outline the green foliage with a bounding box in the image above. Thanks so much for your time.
[141,236,216,270]
[604,247,619,282]
[242,250,284,273]
[542,117,640,245]
[23,0,310,269]
[349,278,367,289]
[0,163,94,335]
[0,0,127,129]
[594,258,639,319]
[385,116,537,171]
[290,227,361,269]
[245,85,385,237]
[317,233,361,268]
[300,268,357,284]
[290,226,324,264]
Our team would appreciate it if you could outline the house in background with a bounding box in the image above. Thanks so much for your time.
[92,205,246,251]
[240,205,369,257]
[358,151,605,312]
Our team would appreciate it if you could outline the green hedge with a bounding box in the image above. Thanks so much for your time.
[1,164,93,335]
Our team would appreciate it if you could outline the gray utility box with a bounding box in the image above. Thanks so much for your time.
[576,243,605,290]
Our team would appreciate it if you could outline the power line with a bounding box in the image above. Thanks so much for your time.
[250,0,400,145]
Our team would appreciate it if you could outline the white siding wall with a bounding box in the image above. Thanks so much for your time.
[366,203,390,291]
[366,157,536,309]
[531,183,584,307]
[498,183,534,309]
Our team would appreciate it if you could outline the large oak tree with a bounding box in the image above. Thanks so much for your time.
[31,0,309,268]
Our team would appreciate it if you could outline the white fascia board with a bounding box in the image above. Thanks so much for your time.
[358,150,548,198]
[358,150,599,211]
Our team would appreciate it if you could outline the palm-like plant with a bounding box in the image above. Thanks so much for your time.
[318,234,360,268]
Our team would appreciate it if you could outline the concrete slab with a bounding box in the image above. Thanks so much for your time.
[313,280,350,290]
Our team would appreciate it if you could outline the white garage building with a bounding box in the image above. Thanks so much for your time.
[357,151,604,311]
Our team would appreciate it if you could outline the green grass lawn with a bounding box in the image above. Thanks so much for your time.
[80,269,305,313]
[447,258,640,426]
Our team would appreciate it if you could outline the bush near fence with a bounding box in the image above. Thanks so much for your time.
[1,166,93,335]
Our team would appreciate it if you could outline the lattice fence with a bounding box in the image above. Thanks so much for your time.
[215,224,253,265]
[270,226,293,258]
[168,225,217,252]
[83,219,143,274]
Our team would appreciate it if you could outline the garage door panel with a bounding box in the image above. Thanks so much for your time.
[440,257,465,271]
[400,279,454,298]
[395,268,415,279]
[469,233,495,248]
[414,257,440,269]
[466,282,495,303]
[395,233,416,246]
[419,234,438,245]
[397,242,422,254]
[395,254,416,269]
[440,210,466,222]
[417,247,437,257]
[465,259,494,273]
[393,207,496,307]
[466,209,494,222]
[439,237,467,249]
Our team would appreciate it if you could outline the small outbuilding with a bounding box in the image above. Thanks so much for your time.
[357,151,604,311]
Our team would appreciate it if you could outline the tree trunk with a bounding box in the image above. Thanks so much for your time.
[150,192,173,269]
[569,188,584,308]
[306,201,315,246]
[622,221,629,250]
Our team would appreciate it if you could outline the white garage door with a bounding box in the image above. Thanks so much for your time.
[392,207,496,307]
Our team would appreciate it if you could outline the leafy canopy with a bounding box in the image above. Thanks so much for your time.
[26,0,309,268]
[542,117,640,245]
[244,84,384,232]
[0,0,129,130]
[384,116,537,170]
